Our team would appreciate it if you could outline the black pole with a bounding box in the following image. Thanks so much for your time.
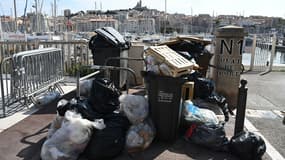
[234,79,248,135]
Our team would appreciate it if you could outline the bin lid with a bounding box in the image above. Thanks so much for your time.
[95,27,129,49]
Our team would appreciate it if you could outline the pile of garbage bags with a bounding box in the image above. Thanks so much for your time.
[120,94,155,152]
[183,99,266,159]
[41,78,155,160]
[41,110,105,160]
[41,34,267,159]
[183,100,229,152]
[141,38,267,159]
[185,74,231,122]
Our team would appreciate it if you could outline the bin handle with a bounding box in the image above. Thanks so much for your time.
[90,65,138,92]
[104,57,144,66]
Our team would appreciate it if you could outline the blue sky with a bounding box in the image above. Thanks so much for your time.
[1,0,285,18]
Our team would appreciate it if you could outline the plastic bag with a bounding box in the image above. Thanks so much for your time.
[56,98,103,121]
[145,55,158,66]
[70,98,103,121]
[47,99,70,138]
[229,131,266,160]
[192,98,230,122]
[119,94,149,124]
[126,118,156,152]
[56,99,70,116]
[41,111,105,160]
[207,93,230,122]
[159,63,172,76]
[83,112,130,160]
[35,91,61,106]
[79,79,93,97]
[193,78,214,99]
[47,115,64,139]
[186,75,230,122]
[145,55,161,75]
[184,100,219,125]
[147,64,160,74]
[185,123,229,152]
[88,78,121,114]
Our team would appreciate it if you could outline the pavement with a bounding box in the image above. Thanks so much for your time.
[241,72,285,160]
[0,72,284,160]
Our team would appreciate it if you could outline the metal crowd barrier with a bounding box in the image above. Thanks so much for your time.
[0,40,92,73]
[0,48,64,117]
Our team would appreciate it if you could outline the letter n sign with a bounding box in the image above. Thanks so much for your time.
[220,39,233,54]
[220,39,244,55]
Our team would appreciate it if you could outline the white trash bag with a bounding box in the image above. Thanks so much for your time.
[41,110,105,160]
[119,94,149,124]
[145,55,161,74]
[47,99,70,138]
[159,63,172,76]
[126,119,156,152]
[184,100,219,125]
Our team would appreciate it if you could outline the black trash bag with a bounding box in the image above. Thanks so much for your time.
[69,98,104,120]
[207,93,230,122]
[177,51,193,60]
[184,73,230,122]
[167,41,213,77]
[184,72,231,122]
[56,98,103,121]
[167,40,205,59]
[88,78,121,114]
[57,99,71,116]
[229,131,266,160]
[185,123,229,152]
[193,78,215,99]
[184,73,213,99]
[83,112,130,160]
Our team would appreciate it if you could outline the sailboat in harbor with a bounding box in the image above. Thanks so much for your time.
[0,0,53,42]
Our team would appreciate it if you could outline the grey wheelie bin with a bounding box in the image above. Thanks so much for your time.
[89,27,130,88]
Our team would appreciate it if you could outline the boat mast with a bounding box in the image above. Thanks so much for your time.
[54,0,56,33]
[23,0,28,33]
[35,0,39,33]
[13,0,17,32]
[0,16,2,41]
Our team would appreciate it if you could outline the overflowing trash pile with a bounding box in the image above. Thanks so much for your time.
[142,38,266,159]
[145,45,199,77]
[41,78,155,160]
[40,35,266,160]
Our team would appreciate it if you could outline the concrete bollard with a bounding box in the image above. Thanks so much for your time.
[234,79,248,135]
[211,25,245,109]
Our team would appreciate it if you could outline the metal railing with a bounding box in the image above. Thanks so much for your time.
[39,41,93,71]
[0,48,64,117]
[249,34,277,75]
